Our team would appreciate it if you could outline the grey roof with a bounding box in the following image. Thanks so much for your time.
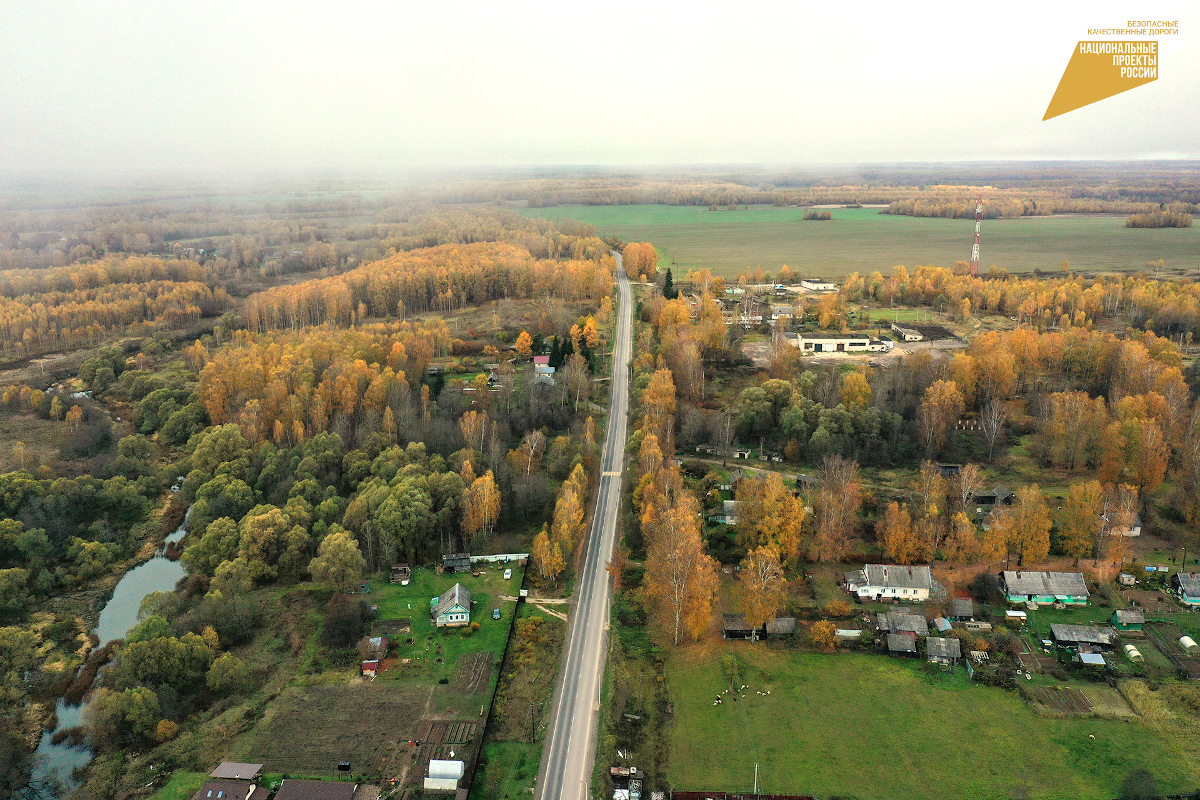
[192,781,271,800]
[274,780,356,800]
[209,763,264,780]
[950,598,974,618]
[1114,609,1145,624]
[926,637,961,659]
[877,611,929,636]
[845,569,867,586]
[862,564,932,590]
[887,633,918,653]
[433,583,471,619]
[1177,573,1200,596]
[722,613,754,632]
[766,617,796,635]
[1050,623,1118,646]
[1001,571,1089,598]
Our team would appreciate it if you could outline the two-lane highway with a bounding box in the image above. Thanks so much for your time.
[535,256,633,800]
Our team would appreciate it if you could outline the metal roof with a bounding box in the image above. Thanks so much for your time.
[927,637,961,658]
[1079,653,1106,666]
[887,633,918,653]
[1050,623,1118,646]
[1115,609,1145,624]
[1001,571,1089,598]
[1176,573,1200,596]
[877,611,929,636]
[862,564,932,590]
[433,583,471,619]
[209,763,264,780]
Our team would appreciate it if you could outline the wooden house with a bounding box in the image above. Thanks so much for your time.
[1173,572,1200,606]
[722,613,760,640]
[926,636,961,665]
[886,633,918,656]
[950,597,974,621]
[1111,609,1145,631]
[1000,570,1089,605]
[433,583,471,627]
[876,610,929,637]
[1050,623,1119,652]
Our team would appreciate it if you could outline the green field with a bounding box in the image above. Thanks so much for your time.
[667,649,1196,799]
[517,205,1200,278]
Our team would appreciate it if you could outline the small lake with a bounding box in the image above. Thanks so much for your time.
[30,512,189,793]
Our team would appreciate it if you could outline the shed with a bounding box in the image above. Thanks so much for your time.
[877,610,929,637]
[950,597,974,621]
[273,779,356,800]
[442,553,472,573]
[1118,573,1136,587]
[209,763,265,781]
[390,563,411,584]
[1111,609,1145,631]
[722,613,759,640]
[934,617,952,633]
[1079,653,1106,667]
[886,633,918,655]
[1049,623,1118,651]
[433,584,471,627]
[765,617,796,637]
[926,636,961,665]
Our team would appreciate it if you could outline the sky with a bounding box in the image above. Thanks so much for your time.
[0,0,1195,174]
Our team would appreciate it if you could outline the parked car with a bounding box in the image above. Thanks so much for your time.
[503,568,512,580]
[492,608,501,620]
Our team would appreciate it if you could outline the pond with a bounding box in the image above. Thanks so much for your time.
[30,512,190,793]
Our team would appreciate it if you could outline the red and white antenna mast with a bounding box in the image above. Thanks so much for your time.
[969,192,983,276]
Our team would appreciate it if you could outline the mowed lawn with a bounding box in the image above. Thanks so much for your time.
[517,204,1200,278]
[668,649,1196,800]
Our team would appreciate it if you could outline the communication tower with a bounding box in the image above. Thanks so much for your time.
[969,193,983,276]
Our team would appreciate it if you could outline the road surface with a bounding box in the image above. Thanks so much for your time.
[536,256,633,800]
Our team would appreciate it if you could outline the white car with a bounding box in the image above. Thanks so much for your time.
[503,568,512,580]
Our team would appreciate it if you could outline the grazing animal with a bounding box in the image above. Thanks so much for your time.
[1088,734,1096,740]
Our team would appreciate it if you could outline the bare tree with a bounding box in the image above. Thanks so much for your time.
[560,353,591,412]
[980,400,1008,462]
[812,454,862,563]
[956,463,986,512]
[716,409,735,466]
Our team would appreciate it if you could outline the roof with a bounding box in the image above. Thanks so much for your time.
[209,763,264,780]
[1050,624,1118,646]
[887,633,918,653]
[934,617,952,632]
[192,781,271,800]
[927,637,961,659]
[722,613,754,632]
[1079,653,1106,666]
[862,564,932,591]
[273,780,357,800]
[877,611,929,636]
[722,500,739,515]
[1177,573,1200,595]
[434,583,471,619]
[428,760,465,780]
[950,598,973,618]
[1001,571,1089,598]
[766,617,796,635]
[1114,609,1145,624]
[799,332,870,341]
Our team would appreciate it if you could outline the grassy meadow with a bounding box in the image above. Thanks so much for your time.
[516,204,1200,278]
[667,648,1197,800]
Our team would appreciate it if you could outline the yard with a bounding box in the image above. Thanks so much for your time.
[667,648,1197,799]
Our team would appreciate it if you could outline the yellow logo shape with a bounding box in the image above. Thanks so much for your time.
[1044,41,1158,120]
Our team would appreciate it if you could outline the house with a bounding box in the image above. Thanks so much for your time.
[845,564,934,602]
[999,571,1089,604]
[1112,609,1145,631]
[424,759,465,793]
[1102,513,1142,537]
[766,617,796,637]
[1118,573,1136,587]
[891,323,922,342]
[191,781,270,800]
[1174,573,1200,606]
[273,779,357,800]
[877,610,929,637]
[361,634,390,675]
[717,500,740,525]
[792,332,872,354]
[722,613,760,640]
[442,553,472,573]
[950,597,974,621]
[390,563,411,584]
[209,763,264,782]
[886,633,918,656]
[433,584,472,628]
[936,463,962,478]
[1049,623,1119,652]
[927,636,961,665]
[975,485,1013,508]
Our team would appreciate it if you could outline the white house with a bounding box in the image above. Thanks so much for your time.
[433,583,471,627]
[845,564,934,602]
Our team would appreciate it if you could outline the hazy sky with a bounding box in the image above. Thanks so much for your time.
[1,0,1194,173]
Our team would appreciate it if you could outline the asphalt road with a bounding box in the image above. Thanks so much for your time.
[535,256,633,800]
